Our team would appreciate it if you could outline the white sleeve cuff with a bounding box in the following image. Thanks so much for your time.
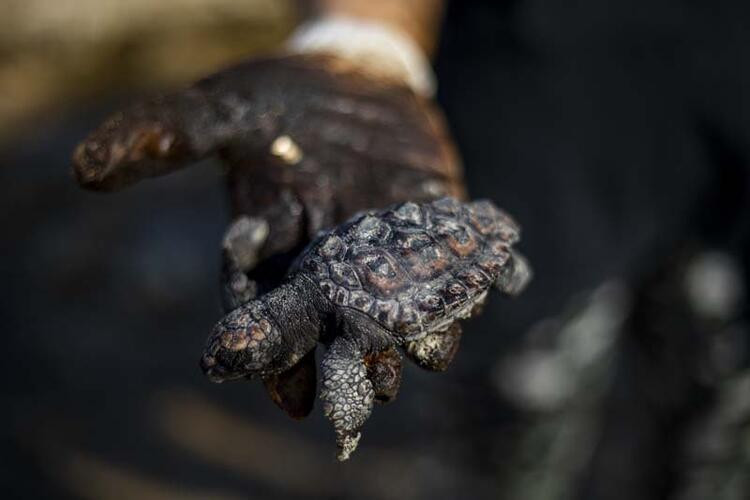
[286,15,436,98]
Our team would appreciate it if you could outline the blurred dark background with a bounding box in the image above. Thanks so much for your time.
[2,1,749,499]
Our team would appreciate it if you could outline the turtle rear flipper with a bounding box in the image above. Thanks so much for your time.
[405,322,462,372]
[495,251,532,296]
[320,336,374,461]
[221,216,270,312]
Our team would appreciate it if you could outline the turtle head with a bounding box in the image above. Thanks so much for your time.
[200,301,282,382]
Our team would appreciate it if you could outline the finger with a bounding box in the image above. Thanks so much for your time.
[262,348,317,420]
[72,69,261,191]
[364,346,402,403]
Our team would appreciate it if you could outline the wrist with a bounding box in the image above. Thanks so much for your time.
[286,15,436,97]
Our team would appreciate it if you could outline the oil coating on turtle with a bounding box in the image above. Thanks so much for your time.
[200,197,531,460]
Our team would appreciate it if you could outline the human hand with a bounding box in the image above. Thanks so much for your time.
[73,45,465,420]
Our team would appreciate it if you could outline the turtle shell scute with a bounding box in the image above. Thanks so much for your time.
[300,257,329,278]
[442,280,469,307]
[398,238,451,281]
[393,303,421,334]
[349,290,374,314]
[467,200,520,243]
[477,255,505,276]
[415,291,445,324]
[352,249,408,297]
[318,234,346,258]
[455,267,492,291]
[318,279,336,301]
[389,202,424,226]
[372,300,399,329]
[333,287,349,306]
[329,262,361,289]
[432,197,463,217]
[350,215,391,243]
[433,217,480,257]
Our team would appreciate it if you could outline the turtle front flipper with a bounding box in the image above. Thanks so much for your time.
[221,216,269,312]
[405,322,463,372]
[262,348,317,420]
[320,336,375,461]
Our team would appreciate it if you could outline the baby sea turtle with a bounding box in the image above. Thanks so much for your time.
[200,197,531,460]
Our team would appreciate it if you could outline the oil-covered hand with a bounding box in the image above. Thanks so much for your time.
[72,52,465,420]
